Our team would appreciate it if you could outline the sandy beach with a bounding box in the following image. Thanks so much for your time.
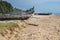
[0,15,60,40]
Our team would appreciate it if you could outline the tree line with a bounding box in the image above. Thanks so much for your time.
[0,0,13,14]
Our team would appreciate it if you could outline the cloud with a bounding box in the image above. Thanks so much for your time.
[7,0,60,5]
[12,0,60,6]
[14,0,60,3]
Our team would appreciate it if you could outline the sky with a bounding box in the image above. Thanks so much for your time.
[6,0,60,14]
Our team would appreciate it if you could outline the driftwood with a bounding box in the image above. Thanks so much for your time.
[0,14,30,20]
[0,7,34,20]
[28,24,38,26]
[35,13,52,15]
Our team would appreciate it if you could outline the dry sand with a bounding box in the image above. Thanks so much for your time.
[0,15,60,40]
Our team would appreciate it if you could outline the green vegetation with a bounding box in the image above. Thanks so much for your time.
[0,22,18,29]
[0,0,13,13]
